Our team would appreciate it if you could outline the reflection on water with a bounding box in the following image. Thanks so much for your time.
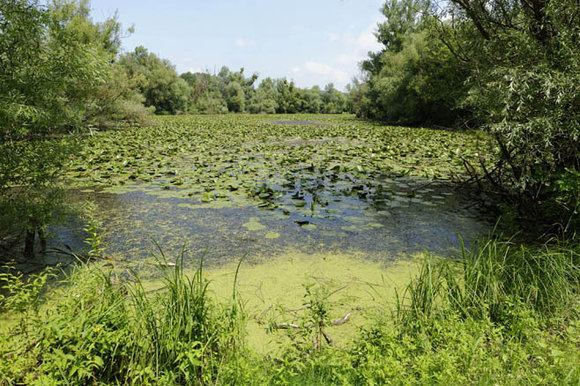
[48,176,493,267]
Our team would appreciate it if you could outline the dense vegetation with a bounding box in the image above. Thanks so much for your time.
[1,0,578,384]
[120,47,349,116]
[1,236,578,383]
[350,0,579,230]
[63,114,487,193]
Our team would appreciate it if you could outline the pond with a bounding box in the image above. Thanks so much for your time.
[23,115,493,270]
[5,115,496,350]
[45,175,492,268]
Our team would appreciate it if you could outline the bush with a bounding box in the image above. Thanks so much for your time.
[0,253,246,384]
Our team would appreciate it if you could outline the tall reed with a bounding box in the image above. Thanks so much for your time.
[128,247,244,384]
[397,235,579,327]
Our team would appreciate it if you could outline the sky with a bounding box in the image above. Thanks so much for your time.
[88,0,385,91]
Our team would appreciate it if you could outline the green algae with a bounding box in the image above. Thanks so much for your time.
[0,253,421,358]
[178,200,234,210]
[101,184,143,195]
[205,252,423,355]
[243,217,266,231]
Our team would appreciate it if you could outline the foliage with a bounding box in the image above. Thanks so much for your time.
[360,29,469,124]
[0,253,246,384]
[0,264,55,314]
[446,0,580,227]
[0,140,72,256]
[180,67,349,115]
[0,0,106,137]
[0,0,147,257]
[354,0,580,229]
[353,0,469,125]
[1,237,577,384]
[119,46,190,115]
[83,201,105,259]
[397,236,580,326]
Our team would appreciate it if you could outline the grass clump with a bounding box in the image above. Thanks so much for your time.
[347,237,580,384]
[400,235,579,325]
[0,252,248,384]
[1,237,578,384]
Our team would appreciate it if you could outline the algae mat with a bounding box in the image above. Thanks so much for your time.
[39,114,494,266]
[48,174,490,267]
[207,252,420,355]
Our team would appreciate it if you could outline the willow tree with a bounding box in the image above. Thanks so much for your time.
[441,0,580,229]
[0,0,123,257]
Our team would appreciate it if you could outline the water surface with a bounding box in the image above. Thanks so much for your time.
[48,175,492,267]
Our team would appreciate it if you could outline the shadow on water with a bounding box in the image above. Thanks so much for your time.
[44,175,494,268]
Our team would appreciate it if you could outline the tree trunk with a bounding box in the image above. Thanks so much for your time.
[24,230,35,257]
[38,228,47,253]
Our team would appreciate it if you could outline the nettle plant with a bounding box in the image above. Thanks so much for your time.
[303,283,333,350]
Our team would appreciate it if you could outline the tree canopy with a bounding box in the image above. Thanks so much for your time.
[350,0,579,228]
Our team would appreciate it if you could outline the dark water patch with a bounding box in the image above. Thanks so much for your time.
[43,176,493,268]
[269,120,330,126]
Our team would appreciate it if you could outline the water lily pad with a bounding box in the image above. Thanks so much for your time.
[243,217,266,231]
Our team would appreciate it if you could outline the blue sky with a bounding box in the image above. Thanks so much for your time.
[89,0,385,90]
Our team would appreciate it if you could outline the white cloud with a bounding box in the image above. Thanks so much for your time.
[187,67,205,74]
[324,21,382,53]
[356,29,382,52]
[234,37,254,48]
[303,61,349,84]
[334,54,362,65]
[292,17,385,90]
[323,19,382,69]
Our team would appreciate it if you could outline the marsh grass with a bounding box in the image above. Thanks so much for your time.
[397,234,580,329]
[0,236,578,384]
[128,247,246,383]
[0,247,247,384]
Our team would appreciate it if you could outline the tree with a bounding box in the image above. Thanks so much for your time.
[0,0,111,137]
[352,0,468,124]
[301,86,324,113]
[442,0,580,227]
[119,46,190,114]
[225,82,245,113]
[248,78,279,114]
[0,0,129,257]
[322,83,347,114]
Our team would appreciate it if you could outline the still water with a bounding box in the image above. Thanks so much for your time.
[47,175,492,267]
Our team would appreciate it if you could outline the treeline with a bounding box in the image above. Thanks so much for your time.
[119,46,350,116]
[349,0,579,230]
[1,0,349,140]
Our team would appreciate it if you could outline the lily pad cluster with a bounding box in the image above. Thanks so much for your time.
[63,114,491,220]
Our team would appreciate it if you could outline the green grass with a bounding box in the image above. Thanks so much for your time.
[1,237,578,384]
[0,251,246,384]
[398,235,580,326]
